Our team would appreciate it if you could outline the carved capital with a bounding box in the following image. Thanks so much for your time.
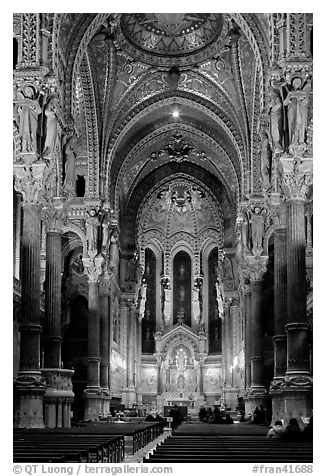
[279,157,313,201]
[82,256,103,283]
[245,255,268,281]
[99,276,112,296]
[14,162,47,204]
[42,203,66,232]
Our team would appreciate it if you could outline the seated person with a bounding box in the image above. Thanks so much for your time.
[282,418,303,441]
[145,413,156,422]
[266,420,285,438]
[225,413,234,424]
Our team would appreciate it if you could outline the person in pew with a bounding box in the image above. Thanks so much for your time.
[198,406,207,422]
[145,413,156,422]
[281,418,303,441]
[225,413,234,424]
[266,420,285,438]
[169,405,183,430]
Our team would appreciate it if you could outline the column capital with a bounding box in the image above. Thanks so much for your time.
[14,162,47,205]
[98,276,112,296]
[279,156,313,201]
[268,194,287,229]
[245,255,268,282]
[82,256,103,284]
[42,202,66,232]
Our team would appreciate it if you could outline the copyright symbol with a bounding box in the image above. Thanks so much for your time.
[13,466,22,474]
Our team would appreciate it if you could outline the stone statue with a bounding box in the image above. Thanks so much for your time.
[16,85,42,153]
[250,207,265,251]
[223,256,234,280]
[260,129,273,191]
[63,135,78,195]
[125,254,140,282]
[267,88,283,151]
[109,228,119,271]
[139,281,147,319]
[283,77,311,148]
[215,280,224,316]
[239,210,249,249]
[192,286,200,323]
[85,209,99,253]
[42,95,58,158]
[100,212,110,252]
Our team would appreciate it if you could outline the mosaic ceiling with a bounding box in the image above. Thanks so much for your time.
[118,13,227,66]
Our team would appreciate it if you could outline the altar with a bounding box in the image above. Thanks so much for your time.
[154,322,207,414]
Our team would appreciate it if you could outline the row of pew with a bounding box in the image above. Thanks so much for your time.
[144,435,313,463]
[14,421,163,463]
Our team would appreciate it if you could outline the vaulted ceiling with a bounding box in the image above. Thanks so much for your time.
[55,13,269,249]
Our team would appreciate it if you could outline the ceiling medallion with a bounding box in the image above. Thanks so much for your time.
[118,13,228,67]
[148,133,207,163]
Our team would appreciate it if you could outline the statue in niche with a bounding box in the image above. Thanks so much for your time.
[109,228,119,271]
[145,327,151,343]
[250,207,266,251]
[192,286,201,324]
[85,209,99,253]
[42,160,57,199]
[179,263,186,279]
[100,213,110,252]
[176,350,187,372]
[179,285,185,301]
[215,279,224,317]
[223,256,234,280]
[42,95,58,158]
[266,88,283,152]
[239,210,249,249]
[16,85,43,153]
[72,253,84,275]
[177,374,185,389]
[283,77,311,149]
[63,135,78,195]
[139,280,147,319]
[260,129,273,191]
[162,279,172,326]
[125,254,138,281]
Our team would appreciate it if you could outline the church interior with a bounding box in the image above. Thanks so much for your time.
[13,13,313,461]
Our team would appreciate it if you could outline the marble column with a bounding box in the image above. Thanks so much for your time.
[280,156,312,421]
[41,208,74,427]
[223,299,237,409]
[243,283,252,390]
[244,256,268,415]
[14,192,22,279]
[223,301,233,388]
[99,278,111,417]
[43,225,62,368]
[123,301,137,406]
[15,201,46,427]
[14,162,48,428]
[273,227,287,381]
[83,256,103,420]
[250,279,265,390]
[136,317,143,403]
